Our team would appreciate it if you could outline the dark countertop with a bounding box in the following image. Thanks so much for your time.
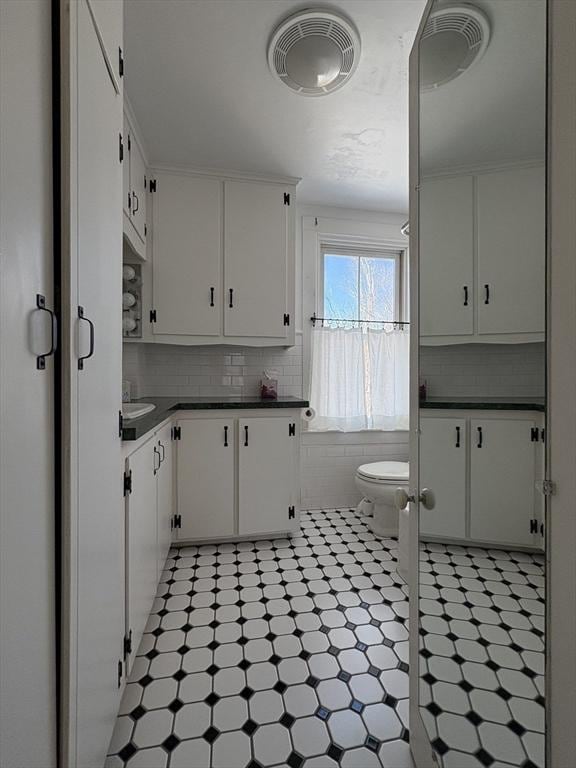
[122,396,310,441]
[420,397,545,412]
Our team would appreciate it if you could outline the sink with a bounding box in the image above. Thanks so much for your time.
[122,402,156,420]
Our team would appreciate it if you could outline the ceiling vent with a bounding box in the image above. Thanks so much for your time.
[268,9,361,96]
[420,4,490,91]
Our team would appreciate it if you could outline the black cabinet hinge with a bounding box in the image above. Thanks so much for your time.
[119,410,124,438]
[289,423,296,436]
[127,192,131,210]
[171,514,182,530]
[531,427,539,442]
[144,224,147,238]
[283,192,290,205]
[149,179,157,192]
[288,506,295,520]
[127,134,131,152]
[123,629,132,660]
[283,313,290,326]
[117,659,123,688]
[172,426,181,441]
[529,518,539,534]
[150,309,157,323]
[540,428,545,442]
[119,134,124,163]
[123,469,132,497]
[118,47,124,77]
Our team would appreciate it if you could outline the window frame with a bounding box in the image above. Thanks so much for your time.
[317,242,405,326]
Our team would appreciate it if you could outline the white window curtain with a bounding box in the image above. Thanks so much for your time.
[308,326,409,431]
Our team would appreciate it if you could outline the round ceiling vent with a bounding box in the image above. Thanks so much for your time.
[420,4,490,91]
[268,9,361,96]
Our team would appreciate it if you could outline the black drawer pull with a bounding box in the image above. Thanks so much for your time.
[35,294,57,370]
[455,426,461,448]
[463,286,468,307]
[484,284,490,305]
[78,306,95,370]
[132,191,139,214]
[477,426,483,448]
[229,288,234,308]
[159,441,165,463]
[210,287,215,307]
[244,425,249,447]
[224,425,228,447]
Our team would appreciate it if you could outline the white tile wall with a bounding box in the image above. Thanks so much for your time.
[420,343,545,399]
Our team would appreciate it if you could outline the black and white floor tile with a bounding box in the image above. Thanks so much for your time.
[106,510,414,768]
[419,541,545,768]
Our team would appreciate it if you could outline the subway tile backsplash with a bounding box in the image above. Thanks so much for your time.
[123,336,304,400]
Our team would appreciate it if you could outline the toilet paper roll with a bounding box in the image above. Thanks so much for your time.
[301,407,316,422]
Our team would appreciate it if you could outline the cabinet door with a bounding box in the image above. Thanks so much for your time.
[224,181,289,339]
[86,0,123,82]
[129,133,147,244]
[238,417,298,536]
[153,173,222,336]
[156,423,174,577]
[177,419,235,540]
[420,418,467,539]
[470,419,538,546]
[420,177,474,337]
[477,167,545,335]
[126,440,159,675]
[123,114,131,219]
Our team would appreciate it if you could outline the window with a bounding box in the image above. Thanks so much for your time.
[321,247,402,326]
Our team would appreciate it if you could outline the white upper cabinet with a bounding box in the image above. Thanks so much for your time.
[123,111,148,260]
[477,167,545,336]
[420,165,545,344]
[149,171,297,346]
[86,0,124,85]
[420,176,474,337]
[224,181,291,340]
[152,173,222,337]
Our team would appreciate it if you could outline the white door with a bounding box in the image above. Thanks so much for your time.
[75,0,124,763]
[419,417,467,539]
[129,132,147,244]
[152,173,222,336]
[477,167,545,335]
[0,1,57,764]
[126,440,160,674]
[224,180,289,339]
[238,417,298,535]
[156,423,174,576]
[177,419,235,540]
[420,176,474,337]
[470,419,539,546]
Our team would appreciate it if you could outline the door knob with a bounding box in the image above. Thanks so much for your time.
[394,488,436,511]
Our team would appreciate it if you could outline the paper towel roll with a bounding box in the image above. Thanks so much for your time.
[301,407,316,422]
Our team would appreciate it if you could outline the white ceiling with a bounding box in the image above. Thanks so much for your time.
[124,0,427,213]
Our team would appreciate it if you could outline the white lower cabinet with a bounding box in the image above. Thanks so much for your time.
[420,411,543,548]
[175,411,301,542]
[124,422,174,674]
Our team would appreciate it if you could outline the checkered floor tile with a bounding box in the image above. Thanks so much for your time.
[419,541,545,768]
[106,510,413,768]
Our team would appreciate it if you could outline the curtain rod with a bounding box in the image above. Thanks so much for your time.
[311,313,409,327]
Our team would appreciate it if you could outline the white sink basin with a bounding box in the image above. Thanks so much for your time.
[122,402,156,420]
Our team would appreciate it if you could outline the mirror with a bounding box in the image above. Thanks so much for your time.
[416,1,547,767]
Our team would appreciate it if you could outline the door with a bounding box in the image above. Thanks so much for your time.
[224,180,289,339]
[75,0,124,763]
[420,176,474,337]
[129,131,147,244]
[419,417,466,539]
[152,173,222,336]
[470,419,539,546]
[126,440,159,675]
[238,417,298,535]
[0,1,57,764]
[156,423,174,577]
[477,167,545,335]
[177,419,235,539]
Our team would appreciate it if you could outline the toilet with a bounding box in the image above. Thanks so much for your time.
[355,461,410,581]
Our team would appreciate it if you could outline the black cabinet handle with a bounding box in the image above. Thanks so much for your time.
[477,426,483,448]
[244,425,249,447]
[132,191,139,214]
[35,294,57,370]
[229,288,234,308]
[484,284,490,305]
[463,286,468,306]
[153,446,160,475]
[78,306,95,370]
[224,425,228,447]
[210,287,215,307]
[455,426,461,448]
[159,441,165,463]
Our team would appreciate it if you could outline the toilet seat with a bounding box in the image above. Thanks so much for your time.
[356,461,409,484]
